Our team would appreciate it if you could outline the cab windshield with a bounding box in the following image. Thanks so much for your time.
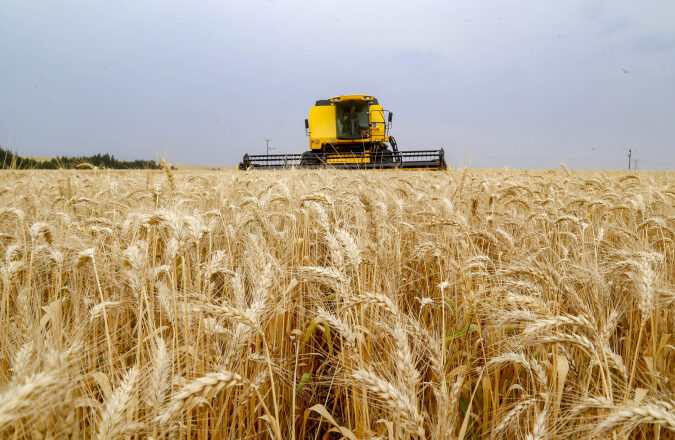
[336,102,369,140]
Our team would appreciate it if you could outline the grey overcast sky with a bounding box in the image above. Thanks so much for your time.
[1,1,674,169]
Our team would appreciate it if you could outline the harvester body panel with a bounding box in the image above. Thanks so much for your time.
[308,104,337,150]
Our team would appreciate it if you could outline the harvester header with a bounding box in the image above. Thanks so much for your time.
[239,94,447,170]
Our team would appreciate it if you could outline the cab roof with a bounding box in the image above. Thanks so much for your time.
[315,95,379,106]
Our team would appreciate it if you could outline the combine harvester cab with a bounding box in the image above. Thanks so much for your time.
[239,94,447,170]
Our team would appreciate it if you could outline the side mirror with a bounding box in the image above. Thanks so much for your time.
[304,119,309,129]
[388,113,393,123]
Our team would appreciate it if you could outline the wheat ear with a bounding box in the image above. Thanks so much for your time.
[593,404,675,435]
[147,337,172,411]
[157,369,246,424]
[159,158,176,192]
[97,366,140,440]
[351,369,425,437]
[0,371,61,426]
[494,396,538,434]
[193,302,258,327]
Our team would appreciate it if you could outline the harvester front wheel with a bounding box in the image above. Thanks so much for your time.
[300,151,321,168]
[372,148,401,168]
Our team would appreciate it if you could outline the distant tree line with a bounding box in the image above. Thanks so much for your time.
[0,146,162,170]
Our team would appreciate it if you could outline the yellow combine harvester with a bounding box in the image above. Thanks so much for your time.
[239,94,447,170]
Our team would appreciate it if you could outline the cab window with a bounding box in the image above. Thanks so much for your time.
[336,102,369,139]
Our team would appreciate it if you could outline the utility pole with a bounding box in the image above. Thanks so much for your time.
[265,139,271,156]
[628,148,632,170]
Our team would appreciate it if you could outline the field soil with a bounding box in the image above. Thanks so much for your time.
[0,168,673,439]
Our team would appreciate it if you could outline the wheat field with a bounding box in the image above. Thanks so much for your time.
[0,167,673,439]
